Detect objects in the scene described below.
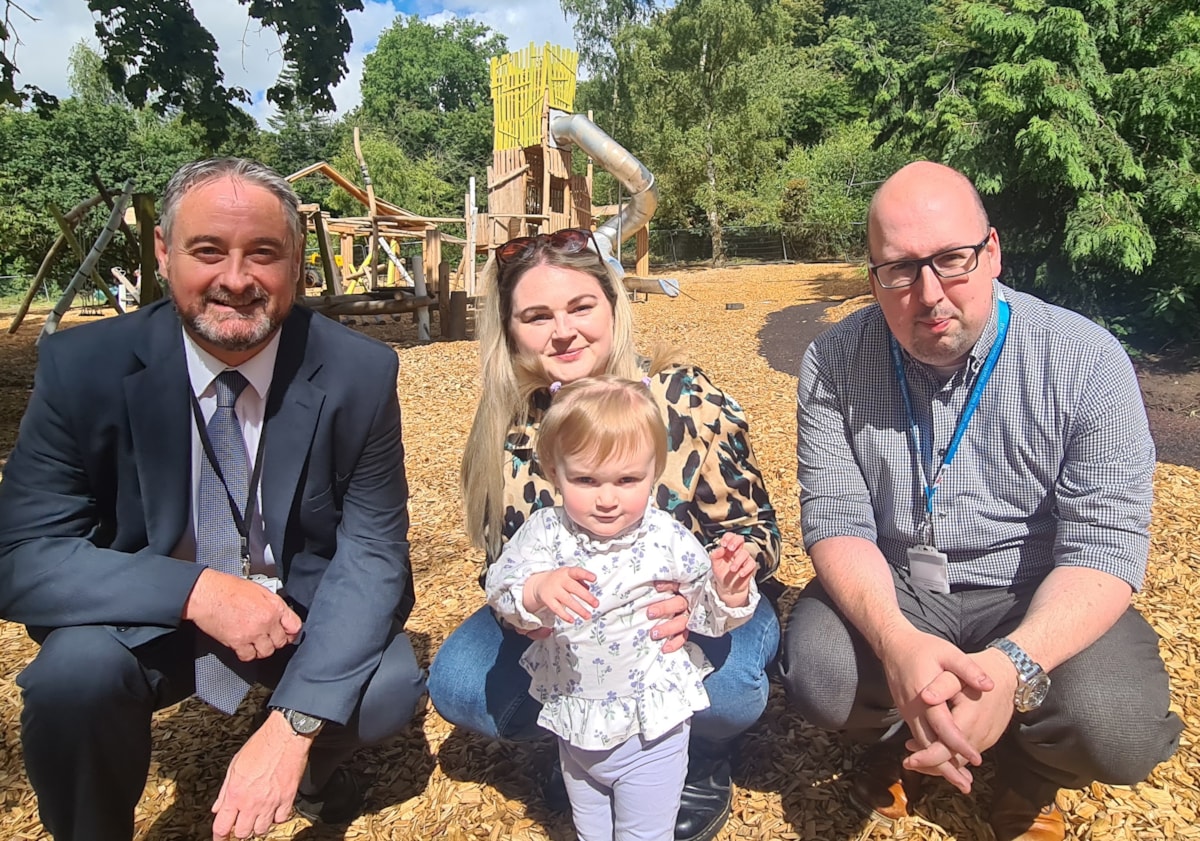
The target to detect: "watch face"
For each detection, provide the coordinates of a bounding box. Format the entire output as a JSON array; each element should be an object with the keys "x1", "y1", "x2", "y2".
[
  {"x1": 287, "y1": 710, "x2": 323, "y2": 734},
  {"x1": 1016, "y1": 673, "x2": 1051, "y2": 712}
]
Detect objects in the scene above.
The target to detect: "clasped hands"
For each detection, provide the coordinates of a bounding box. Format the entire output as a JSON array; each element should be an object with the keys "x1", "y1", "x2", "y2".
[{"x1": 882, "y1": 629, "x2": 1020, "y2": 793}]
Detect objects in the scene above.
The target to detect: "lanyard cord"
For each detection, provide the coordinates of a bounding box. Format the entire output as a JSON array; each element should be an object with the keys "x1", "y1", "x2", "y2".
[
  {"x1": 889, "y1": 298, "x2": 1011, "y2": 544},
  {"x1": 190, "y1": 394, "x2": 267, "y2": 566}
]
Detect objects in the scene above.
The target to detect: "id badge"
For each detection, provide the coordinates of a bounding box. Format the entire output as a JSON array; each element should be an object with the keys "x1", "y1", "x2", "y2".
[{"x1": 907, "y1": 544, "x2": 950, "y2": 594}]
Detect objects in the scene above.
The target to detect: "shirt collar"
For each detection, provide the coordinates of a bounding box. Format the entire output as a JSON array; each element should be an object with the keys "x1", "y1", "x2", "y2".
[
  {"x1": 182, "y1": 327, "x2": 281, "y2": 401},
  {"x1": 963, "y1": 279, "x2": 1004, "y2": 374}
]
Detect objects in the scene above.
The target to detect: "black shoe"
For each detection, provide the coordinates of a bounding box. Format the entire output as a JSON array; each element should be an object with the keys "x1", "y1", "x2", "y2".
[
  {"x1": 674, "y1": 752, "x2": 732, "y2": 841},
  {"x1": 294, "y1": 767, "x2": 363, "y2": 825},
  {"x1": 541, "y1": 757, "x2": 570, "y2": 815}
]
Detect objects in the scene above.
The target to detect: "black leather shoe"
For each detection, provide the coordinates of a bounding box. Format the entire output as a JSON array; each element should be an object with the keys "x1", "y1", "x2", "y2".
[
  {"x1": 674, "y1": 752, "x2": 732, "y2": 841},
  {"x1": 294, "y1": 766, "x2": 363, "y2": 825}
]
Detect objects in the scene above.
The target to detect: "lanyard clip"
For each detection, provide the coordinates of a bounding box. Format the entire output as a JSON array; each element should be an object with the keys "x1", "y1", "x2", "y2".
[{"x1": 240, "y1": 536, "x2": 251, "y2": 578}]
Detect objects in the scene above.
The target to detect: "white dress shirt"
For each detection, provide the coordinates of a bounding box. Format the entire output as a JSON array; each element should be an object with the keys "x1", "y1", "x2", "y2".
[{"x1": 172, "y1": 328, "x2": 280, "y2": 579}]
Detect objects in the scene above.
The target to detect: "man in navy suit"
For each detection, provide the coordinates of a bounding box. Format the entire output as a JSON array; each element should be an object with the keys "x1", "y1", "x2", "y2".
[{"x1": 0, "y1": 158, "x2": 426, "y2": 841}]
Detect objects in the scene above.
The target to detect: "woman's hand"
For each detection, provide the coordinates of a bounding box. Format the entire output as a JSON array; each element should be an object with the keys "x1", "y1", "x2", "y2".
[{"x1": 647, "y1": 583, "x2": 691, "y2": 653}]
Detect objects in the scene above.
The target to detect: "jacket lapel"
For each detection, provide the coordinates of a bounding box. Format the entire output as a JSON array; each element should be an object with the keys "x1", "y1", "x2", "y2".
[
  {"x1": 125, "y1": 302, "x2": 191, "y2": 553},
  {"x1": 262, "y1": 309, "x2": 324, "y2": 568}
]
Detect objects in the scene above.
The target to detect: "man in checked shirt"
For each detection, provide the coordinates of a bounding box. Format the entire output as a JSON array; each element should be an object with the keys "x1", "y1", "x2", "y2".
[{"x1": 779, "y1": 161, "x2": 1181, "y2": 841}]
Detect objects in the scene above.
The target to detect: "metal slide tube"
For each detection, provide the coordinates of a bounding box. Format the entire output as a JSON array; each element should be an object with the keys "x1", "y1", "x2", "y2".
[{"x1": 549, "y1": 114, "x2": 658, "y2": 268}]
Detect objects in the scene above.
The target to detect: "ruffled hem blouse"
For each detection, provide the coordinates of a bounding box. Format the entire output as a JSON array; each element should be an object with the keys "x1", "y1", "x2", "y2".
[{"x1": 486, "y1": 504, "x2": 759, "y2": 749}]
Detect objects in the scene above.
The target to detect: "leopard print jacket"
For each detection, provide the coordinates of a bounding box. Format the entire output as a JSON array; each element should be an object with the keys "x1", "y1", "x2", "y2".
[{"x1": 490, "y1": 363, "x2": 781, "y2": 584}]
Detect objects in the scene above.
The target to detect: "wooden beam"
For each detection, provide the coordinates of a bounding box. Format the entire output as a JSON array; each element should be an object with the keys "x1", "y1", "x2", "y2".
[
  {"x1": 311, "y1": 211, "x2": 342, "y2": 295},
  {"x1": 8, "y1": 233, "x2": 67, "y2": 333},
  {"x1": 488, "y1": 164, "x2": 530, "y2": 191}
]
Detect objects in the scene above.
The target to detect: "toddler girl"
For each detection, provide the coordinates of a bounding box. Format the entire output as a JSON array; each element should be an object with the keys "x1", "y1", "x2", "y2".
[{"x1": 484, "y1": 375, "x2": 759, "y2": 841}]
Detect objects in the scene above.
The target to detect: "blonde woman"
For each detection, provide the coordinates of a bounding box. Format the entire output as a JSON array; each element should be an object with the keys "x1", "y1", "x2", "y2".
[{"x1": 428, "y1": 229, "x2": 780, "y2": 841}]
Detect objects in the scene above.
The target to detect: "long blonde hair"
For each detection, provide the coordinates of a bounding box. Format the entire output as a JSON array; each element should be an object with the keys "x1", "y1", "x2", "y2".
[{"x1": 461, "y1": 241, "x2": 646, "y2": 557}]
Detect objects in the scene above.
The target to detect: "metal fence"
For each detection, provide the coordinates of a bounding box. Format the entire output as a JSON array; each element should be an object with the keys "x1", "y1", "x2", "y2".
[{"x1": 616, "y1": 224, "x2": 868, "y2": 268}]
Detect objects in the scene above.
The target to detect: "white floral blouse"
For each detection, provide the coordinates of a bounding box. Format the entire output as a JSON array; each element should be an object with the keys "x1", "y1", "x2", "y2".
[{"x1": 484, "y1": 503, "x2": 759, "y2": 750}]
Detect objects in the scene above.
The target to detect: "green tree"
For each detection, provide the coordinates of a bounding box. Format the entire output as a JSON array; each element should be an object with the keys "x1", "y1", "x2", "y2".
[
  {"x1": 854, "y1": 0, "x2": 1200, "y2": 344},
  {"x1": 778, "y1": 120, "x2": 914, "y2": 259},
  {"x1": 619, "y1": 0, "x2": 793, "y2": 264},
  {"x1": 326, "y1": 132, "x2": 459, "y2": 220},
  {"x1": 358, "y1": 16, "x2": 505, "y2": 190},
  {"x1": 0, "y1": 0, "x2": 362, "y2": 146}
]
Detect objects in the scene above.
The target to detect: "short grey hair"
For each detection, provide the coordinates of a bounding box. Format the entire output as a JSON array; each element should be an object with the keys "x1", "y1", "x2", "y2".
[{"x1": 159, "y1": 157, "x2": 305, "y2": 249}]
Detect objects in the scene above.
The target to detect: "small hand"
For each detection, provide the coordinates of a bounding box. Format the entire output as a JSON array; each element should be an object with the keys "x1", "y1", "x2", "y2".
[
  {"x1": 184, "y1": 569, "x2": 302, "y2": 662},
  {"x1": 211, "y1": 711, "x2": 311, "y2": 839},
  {"x1": 525, "y1": 567, "x2": 599, "y2": 624},
  {"x1": 709, "y1": 533, "x2": 756, "y2": 607}
]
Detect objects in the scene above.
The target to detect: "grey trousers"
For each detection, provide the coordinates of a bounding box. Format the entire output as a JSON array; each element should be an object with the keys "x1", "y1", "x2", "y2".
[
  {"x1": 17, "y1": 622, "x2": 427, "y2": 841},
  {"x1": 779, "y1": 567, "x2": 1182, "y2": 796},
  {"x1": 559, "y1": 721, "x2": 691, "y2": 841}
]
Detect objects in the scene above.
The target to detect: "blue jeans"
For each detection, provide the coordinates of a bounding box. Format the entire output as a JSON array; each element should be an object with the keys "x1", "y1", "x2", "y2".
[{"x1": 428, "y1": 597, "x2": 780, "y2": 746}]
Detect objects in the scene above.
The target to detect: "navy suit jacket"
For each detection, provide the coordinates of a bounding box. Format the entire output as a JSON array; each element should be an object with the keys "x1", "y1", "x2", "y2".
[{"x1": 0, "y1": 299, "x2": 414, "y2": 724}]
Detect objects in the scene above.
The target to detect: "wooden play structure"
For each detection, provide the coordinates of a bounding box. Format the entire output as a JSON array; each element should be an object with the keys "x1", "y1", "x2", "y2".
[
  {"x1": 10, "y1": 45, "x2": 664, "y2": 343},
  {"x1": 7, "y1": 175, "x2": 162, "y2": 340},
  {"x1": 485, "y1": 44, "x2": 659, "y2": 295}
]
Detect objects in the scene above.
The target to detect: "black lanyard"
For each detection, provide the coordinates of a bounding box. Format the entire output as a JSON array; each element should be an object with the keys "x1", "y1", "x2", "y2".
[{"x1": 190, "y1": 392, "x2": 267, "y2": 576}]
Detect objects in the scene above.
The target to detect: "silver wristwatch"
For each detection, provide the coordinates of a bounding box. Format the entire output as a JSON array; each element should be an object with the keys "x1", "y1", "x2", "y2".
[
  {"x1": 271, "y1": 706, "x2": 325, "y2": 736},
  {"x1": 987, "y1": 637, "x2": 1051, "y2": 713}
]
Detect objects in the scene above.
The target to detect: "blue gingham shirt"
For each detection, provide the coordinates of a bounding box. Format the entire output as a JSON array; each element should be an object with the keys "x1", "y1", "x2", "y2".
[{"x1": 796, "y1": 281, "x2": 1154, "y2": 591}]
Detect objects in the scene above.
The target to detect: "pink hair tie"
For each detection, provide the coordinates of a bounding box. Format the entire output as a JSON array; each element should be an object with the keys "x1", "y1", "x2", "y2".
[
  {"x1": 549, "y1": 381, "x2": 563, "y2": 394},
  {"x1": 641, "y1": 377, "x2": 652, "y2": 388}
]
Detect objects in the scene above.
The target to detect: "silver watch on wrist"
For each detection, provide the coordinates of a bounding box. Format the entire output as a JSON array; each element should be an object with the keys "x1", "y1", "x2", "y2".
[
  {"x1": 270, "y1": 706, "x2": 325, "y2": 736},
  {"x1": 987, "y1": 637, "x2": 1051, "y2": 713}
]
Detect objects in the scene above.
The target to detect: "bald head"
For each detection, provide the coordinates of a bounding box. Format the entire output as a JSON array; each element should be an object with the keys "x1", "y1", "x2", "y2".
[
  {"x1": 864, "y1": 161, "x2": 1001, "y2": 368},
  {"x1": 867, "y1": 162, "x2": 989, "y2": 257}
]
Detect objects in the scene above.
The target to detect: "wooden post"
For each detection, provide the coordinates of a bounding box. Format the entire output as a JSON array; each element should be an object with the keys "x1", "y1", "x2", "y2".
[
  {"x1": 340, "y1": 235, "x2": 355, "y2": 288},
  {"x1": 636, "y1": 226, "x2": 650, "y2": 277},
  {"x1": 448, "y1": 290, "x2": 468, "y2": 340},
  {"x1": 438, "y1": 260, "x2": 450, "y2": 337},
  {"x1": 353, "y1": 127, "x2": 379, "y2": 290},
  {"x1": 132, "y1": 193, "x2": 162, "y2": 303},
  {"x1": 410, "y1": 254, "x2": 430, "y2": 341},
  {"x1": 311, "y1": 211, "x2": 342, "y2": 295},
  {"x1": 466, "y1": 177, "x2": 477, "y2": 296}
]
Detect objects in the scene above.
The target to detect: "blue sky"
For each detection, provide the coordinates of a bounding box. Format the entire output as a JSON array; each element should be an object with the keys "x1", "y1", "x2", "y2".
[{"x1": 8, "y1": 0, "x2": 577, "y2": 125}]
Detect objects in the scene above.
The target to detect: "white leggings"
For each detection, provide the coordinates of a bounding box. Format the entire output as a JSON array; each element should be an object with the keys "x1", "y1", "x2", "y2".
[{"x1": 558, "y1": 721, "x2": 690, "y2": 841}]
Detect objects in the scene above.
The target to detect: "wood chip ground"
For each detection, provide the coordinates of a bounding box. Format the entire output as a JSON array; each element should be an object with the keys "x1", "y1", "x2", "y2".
[{"x1": 1, "y1": 264, "x2": 1196, "y2": 840}]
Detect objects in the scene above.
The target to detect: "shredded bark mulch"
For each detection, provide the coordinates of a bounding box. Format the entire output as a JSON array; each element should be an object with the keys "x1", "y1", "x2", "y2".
[{"x1": 1, "y1": 265, "x2": 1196, "y2": 840}]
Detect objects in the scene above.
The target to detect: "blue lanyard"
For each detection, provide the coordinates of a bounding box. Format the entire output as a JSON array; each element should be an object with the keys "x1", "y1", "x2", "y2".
[{"x1": 889, "y1": 298, "x2": 1010, "y2": 544}]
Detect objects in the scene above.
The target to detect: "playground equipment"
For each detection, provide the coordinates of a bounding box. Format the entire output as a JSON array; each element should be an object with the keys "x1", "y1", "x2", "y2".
[{"x1": 485, "y1": 44, "x2": 659, "y2": 295}]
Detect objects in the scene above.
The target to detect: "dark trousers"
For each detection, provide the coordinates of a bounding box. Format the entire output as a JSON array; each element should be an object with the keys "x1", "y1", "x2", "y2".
[
  {"x1": 779, "y1": 568, "x2": 1182, "y2": 796},
  {"x1": 17, "y1": 623, "x2": 427, "y2": 841}
]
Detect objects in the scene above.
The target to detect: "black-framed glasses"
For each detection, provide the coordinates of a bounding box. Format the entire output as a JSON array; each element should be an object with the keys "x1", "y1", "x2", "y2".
[
  {"x1": 869, "y1": 231, "x2": 992, "y2": 289},
  {"x1": 495, "y1": 228, "x2": 602, "y2": 265}
]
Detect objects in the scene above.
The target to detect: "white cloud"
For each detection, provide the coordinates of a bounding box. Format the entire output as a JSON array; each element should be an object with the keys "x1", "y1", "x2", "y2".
[{"x1": 8, "y1": 0, "x2": 576, "y2": 125}]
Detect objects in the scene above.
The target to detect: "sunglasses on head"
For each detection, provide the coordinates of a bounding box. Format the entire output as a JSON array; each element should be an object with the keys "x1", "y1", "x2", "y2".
[{"x1": 495, "y1": 228, "x2": 602, "y2": 265}]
